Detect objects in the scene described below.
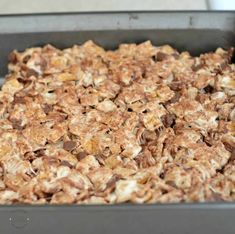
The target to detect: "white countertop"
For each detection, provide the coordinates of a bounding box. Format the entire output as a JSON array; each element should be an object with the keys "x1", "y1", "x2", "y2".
[{"x1": 0, "y1": 0, "x2": 207, "y2": 14}]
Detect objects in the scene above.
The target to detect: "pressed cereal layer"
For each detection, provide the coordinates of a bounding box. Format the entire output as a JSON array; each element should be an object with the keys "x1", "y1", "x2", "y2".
[{"x1": 0, "y1": 41, "x2": 234, "y2": 204}]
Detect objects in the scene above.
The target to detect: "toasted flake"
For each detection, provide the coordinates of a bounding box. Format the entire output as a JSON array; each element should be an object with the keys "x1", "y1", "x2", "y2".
[
  {"x1": 57, "y1": 72, "x2": 77, "y2": 82},
  {"x1": 97, "y1": 100, "x2": 117, "y2": 112},
  {"x1": 2, "y1": 78, "x2": 23, "y2": 95},
  {"x1": 115, "y1": 180, "x2": 138, "y2": 203}
]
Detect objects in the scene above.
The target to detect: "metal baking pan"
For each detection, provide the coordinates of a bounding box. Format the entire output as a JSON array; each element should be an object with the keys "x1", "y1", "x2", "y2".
[{"x1": 0, "y1": 11, "x2": 234, "y2": 234}]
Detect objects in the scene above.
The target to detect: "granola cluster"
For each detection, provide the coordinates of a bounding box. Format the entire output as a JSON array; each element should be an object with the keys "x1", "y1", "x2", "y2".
[{"x1": 0, "y1": 41, "x2": 234, "y2": 204}]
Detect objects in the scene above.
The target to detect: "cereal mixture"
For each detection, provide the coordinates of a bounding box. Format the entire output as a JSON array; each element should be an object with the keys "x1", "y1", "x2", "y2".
[{"x1": 0, "y1": 41, "x2": 234, "y2": 204}]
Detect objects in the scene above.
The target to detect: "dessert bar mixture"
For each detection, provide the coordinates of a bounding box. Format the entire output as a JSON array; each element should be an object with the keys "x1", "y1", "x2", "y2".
[{"x1": 0, "y1": 41, "x2": 234, "y2": 204}]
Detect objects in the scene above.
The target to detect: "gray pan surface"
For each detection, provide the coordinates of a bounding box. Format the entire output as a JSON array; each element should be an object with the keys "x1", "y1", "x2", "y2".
[{"x1": 0, "y1": 11, "x2": 234, "y2": 234}]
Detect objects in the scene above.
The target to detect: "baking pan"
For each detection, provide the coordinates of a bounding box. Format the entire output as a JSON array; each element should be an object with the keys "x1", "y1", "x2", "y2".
[{"x1": 0, "y1": 11, "x2": 234, "y2": 234}]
